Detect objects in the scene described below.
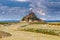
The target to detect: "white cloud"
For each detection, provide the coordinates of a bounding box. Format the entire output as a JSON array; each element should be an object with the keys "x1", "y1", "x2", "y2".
[
  {"x1": 2, "y1": 12, "x2": 5, "y2": 15},
  {"x1": 11, "y1": 0, "x2": 30, "y2": 2},
  {"x1": 36, "y1": 10, "x2": 46, "y2": 16},
  {"x1": 47, "y1": 16, "x2": 51, "y2": 17},
  {"x1": 40, "y1": 18, "x2": 46, "y2": 20},
  {"x1": 0, "y1": 6, "x2": 29, "y2": 20},
  {"x1": 29, "y1": 0, "x2": 47, "y2": 17},
  {"x1": 17, "y1": 0, "x2": 29, "y2": 2}
]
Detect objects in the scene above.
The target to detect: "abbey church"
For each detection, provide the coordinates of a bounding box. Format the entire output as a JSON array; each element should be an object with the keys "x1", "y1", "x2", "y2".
[{"x1": 21, "y1": 10, "x2": 44, "y2": 23}]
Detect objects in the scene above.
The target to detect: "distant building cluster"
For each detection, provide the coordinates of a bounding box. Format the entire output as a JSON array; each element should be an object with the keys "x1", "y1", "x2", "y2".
[{"x1": 21, "y1": 10, "x2": 44, "y2": 23}]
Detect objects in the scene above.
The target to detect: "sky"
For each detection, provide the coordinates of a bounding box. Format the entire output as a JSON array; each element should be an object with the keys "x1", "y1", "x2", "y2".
[{"x1": 0, "y1": 0, "x2": 60, "y2": 21}]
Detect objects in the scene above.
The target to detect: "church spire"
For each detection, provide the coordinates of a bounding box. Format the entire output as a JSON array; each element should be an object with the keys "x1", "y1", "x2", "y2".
[{"x1": 29, "y1": 8, "x2": 33, "y2": 13}]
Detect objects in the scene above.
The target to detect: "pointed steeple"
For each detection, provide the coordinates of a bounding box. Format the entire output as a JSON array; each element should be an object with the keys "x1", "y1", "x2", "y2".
[
  {"x1": 29, "y1": 8, "x2": 35, "y2": 15},
  {"x1": 29, "y1": 8, "x2": 33, "y2": 13}
]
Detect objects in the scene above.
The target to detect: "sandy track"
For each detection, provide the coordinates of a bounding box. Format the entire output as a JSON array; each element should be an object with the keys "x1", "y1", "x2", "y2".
[{"x1": 0, "y1": 23, "x2": 60, "y2": 40}]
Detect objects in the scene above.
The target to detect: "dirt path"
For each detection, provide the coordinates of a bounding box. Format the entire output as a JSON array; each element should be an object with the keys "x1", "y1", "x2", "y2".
[{"x1": 0, "y1": 23, "x2": 60, "y2": 40}]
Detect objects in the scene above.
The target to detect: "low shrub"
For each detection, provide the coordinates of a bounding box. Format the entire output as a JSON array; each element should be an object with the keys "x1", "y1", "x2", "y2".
[
  {"x1": 20, "y1": 28, "x2": 60, "y2": 36},
  {"x1": 29, "y1": 22, "x2": 47, "y2": 24}
]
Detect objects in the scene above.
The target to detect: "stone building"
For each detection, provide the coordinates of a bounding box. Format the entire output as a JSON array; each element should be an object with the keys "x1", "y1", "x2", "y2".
[{"x1": 21, "y1": 10, "x2": 44, "y2": 23}]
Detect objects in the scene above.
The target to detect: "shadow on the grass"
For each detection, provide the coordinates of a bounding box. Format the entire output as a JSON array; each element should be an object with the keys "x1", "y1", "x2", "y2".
[{"x1": 0, "y1": 31, "x2": 12, "y2": 38}]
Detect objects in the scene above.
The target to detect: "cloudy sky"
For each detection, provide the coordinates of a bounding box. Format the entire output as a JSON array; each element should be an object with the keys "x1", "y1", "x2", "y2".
[{"x1": 0, "y1": 0, "x2": 60, "y2": 21}]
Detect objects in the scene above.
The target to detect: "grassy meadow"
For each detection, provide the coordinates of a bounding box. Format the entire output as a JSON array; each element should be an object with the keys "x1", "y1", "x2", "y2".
[
  {"x1": 15, "y1": 22, "x2": 60, "y2": 36},
  {"x1": 0, "y1": 22, "x2": 60, "y2": 40}
]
